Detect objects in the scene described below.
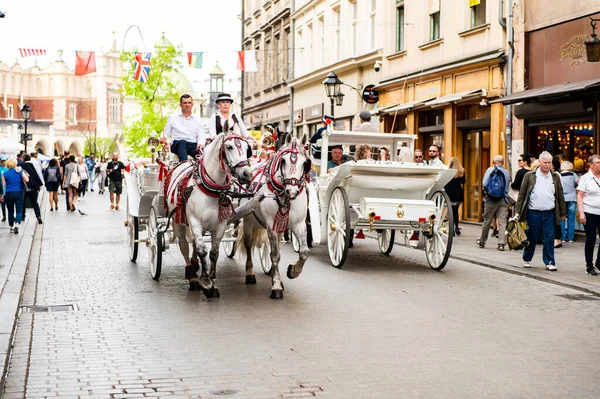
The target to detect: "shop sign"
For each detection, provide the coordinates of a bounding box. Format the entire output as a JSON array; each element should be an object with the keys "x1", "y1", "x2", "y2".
[
  {"x1": 362, "y1": 85, "x2": 379, "y2": 104},
  {"x1": 304, "y1": 103, "x2": 323, "y2": 121},
  {"x1": 560, "y1": 34, "x2": 587, "y2": 66},
  {"x1": 293, "y1": 109, "x2": 303, "y2": 122}
]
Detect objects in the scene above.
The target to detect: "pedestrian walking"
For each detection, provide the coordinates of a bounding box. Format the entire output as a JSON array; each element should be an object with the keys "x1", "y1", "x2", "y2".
[
  {"x1": 77, "y1": 157, "x2": 90, "y2": 200},
  {"x1": 576, "y1": 154, "x2": 600, "y2": 276},
  {"x1": 0, "y1": 156, "x2": 8, "y2": 222},
  {"x1": 43, "y1": 158, "x2": 61, "y2": 211},
  {"x1": 477, "y1": 155, "x2": 511, "y2": 251},
  {"x1": 552, "y1": 156, "x2": 564, "y2": 248},
  {"x1": 515, "y1": 151, "x2": 566, "y2": 271},
  {"x1": 445, "y1": 157, "x2": 466, "y2": 236},
  {"x1": 60, "y1": 151, "x2": 71, "y2": 210},
  {"x1": 22, "y1": 154, "x2": 44, "y2": 224},
  {"x1": 0, "y1": 158, "x2": 29, "y2": 234},
  {"x1": 559, "y1": 161, "x2": 579, "y2": 243},
  {"x1": 96, "y1": 156, "x2": 108, "y2": 194},
  {"x1": 107, "y1": 153, "x2": 125, "y2": 210},
  {"x1": 85, "y1": 153, "x2": 96, "y2": 192},
  {"x1": 62, "y1": 155, "x2": 79, "y2": 212},
  {"x1": 29, "y1": 151, "x2": 44, "y2": 183}
]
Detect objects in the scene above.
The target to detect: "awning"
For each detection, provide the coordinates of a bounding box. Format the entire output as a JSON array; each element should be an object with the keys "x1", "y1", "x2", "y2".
[
  {"x1": 424, "y1": 89, "x2": 485, "y2": 107},
  {"x1": 490, "y1": 78, "x2": 600, "y2": 105},
  {"x1": 382, "y1": 98, "x2": 436, "y2": 114}
]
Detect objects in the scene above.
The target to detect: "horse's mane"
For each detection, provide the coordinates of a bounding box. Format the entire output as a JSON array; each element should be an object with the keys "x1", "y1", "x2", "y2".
[{"x1": 204, "y1": 132, "x2": 227, "y2": 161}]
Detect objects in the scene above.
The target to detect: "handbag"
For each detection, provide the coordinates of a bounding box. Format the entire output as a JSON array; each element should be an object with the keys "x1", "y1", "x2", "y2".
[
  {"x1": 69, "y1": 167, "x2": 81, "y2": 188},
  {"x1": 506, "y1": 216, "x2": 529, "y2": 250}
]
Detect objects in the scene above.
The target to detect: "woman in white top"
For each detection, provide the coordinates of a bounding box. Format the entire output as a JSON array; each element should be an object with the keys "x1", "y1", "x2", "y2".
[
  {"x1": 576, "y1": 154, "x2": 600, "y2": 276},
  {"x1": 96, "y1": 156, "x2": 108, "y2": 194},
  {"x1": 77, "y1": 157, "x2": 90, "y2": 200}
]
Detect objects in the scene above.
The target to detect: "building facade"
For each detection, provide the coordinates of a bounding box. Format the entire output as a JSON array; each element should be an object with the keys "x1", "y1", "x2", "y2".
[
  {"x1": 0, "y1": 45, "x2": 124, "y2": 157},
  {"x1": 242, "y1": 0, "x2": 293, "y2": 133},
  {"x1": 289, "y1": 0, "x2": 383, "y2": 139},
  {"x1": 377, "y1": 0, "x2": 507, "y2": 222}
]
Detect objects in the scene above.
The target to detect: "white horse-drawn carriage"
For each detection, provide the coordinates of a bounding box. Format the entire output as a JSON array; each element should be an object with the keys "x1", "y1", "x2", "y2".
[{"x1": 304, "y1": 126, "x2": 455, "y2": 270}]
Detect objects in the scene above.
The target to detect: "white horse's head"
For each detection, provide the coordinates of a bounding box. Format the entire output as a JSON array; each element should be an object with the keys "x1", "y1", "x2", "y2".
[
  {"x1": 218, "y1": 120, "x2": 253, "y2": 184},
  {"x1": 271, "y1": 134, "x2": 310, "y2": 200}
]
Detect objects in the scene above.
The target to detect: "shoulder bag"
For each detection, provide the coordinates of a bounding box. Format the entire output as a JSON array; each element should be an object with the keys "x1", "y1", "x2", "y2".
[{"x1": 69, "y1": 165, "x2": 81, "y2": 188}]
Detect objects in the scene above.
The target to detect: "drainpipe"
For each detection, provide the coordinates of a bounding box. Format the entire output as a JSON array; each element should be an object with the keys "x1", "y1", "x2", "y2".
[
  {"x1": 498, "y1": 0, "x2": 506, "y2": 29},
  {"x1": 289, "y1": 1, "x2": 296, "y2": 136},
  {"x1": 505, "y1": 0, "x2": 514, "y2": 172}
]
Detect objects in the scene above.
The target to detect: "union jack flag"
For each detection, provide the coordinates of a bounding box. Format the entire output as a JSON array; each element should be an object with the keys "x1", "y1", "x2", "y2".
[{"x1": 134, "y1": 52, "x2": 152, "y2": 83}]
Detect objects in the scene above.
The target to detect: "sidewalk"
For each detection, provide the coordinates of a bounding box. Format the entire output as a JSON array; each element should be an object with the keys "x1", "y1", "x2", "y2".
[
  {"x1": 0, "y1": 196, "x2": 41, "y2": 389},
  {"x1": 451, "y1": 222, "x2": 600, "y2": 296}
]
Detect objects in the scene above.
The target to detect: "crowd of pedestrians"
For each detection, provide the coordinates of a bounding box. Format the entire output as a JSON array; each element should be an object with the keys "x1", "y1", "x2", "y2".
[{"x1": 0, "y1": 150, "x2": 126, "y2": 234}]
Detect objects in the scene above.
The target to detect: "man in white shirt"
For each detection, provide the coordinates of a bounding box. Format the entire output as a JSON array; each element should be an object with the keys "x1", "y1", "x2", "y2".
[
  {"x1": 208, "y1": 93, "x2": 252, "y2": 140},
  {"x1": 352, "y1": 110, "x2": 379, "y2": 133},
  {"x1": 160, "y1": 94, "x2": 206, "y2": 162},
  {"x1": 428, "y1": 145, "x2": 444, "y2": 167}
]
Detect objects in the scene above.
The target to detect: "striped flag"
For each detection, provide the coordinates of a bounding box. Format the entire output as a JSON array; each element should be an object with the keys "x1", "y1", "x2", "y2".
[
  {"x1": 237, "y1": 50, "x2": 258, "y2": 72},
  {"x1": 186, "y1": 52, "x2": 203, "y2": 69},
  {"x1": 19, "y1": 48, "x2": 46, "y2": 57}
]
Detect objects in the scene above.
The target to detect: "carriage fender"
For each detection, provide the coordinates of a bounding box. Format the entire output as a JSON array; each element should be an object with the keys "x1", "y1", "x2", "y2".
[{"x1": 125, "y1": 173, "x2": 141, "y2": 217}]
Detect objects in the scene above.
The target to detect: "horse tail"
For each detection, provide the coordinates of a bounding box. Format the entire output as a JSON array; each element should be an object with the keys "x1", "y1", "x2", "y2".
[
  {"x1": 235, "y1": 222, "x2": 246, "y2": 255},
  {"x1": 235, "y1": 222, "x2": 268, "y2": 256}
]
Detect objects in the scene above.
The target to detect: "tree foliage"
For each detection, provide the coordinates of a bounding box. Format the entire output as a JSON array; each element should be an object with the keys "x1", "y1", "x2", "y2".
[
  {"x1": 85, "y1": 137, "x2": 118, "y2": 157},
  {"x1": 121, "y1": 43, "x2": 182, "y2": 156}
]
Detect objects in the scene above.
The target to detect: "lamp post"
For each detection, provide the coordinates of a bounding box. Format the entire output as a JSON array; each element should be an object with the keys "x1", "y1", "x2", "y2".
[
  {"x1": 322, "y1": 71, "x2": 343, "y2": 117},
  {"x1": 585, "y1": 17, "x2": 600, "y2": 62},
  {"x1": 20, "y1": 103, "x2": 32, "y2": 153}
]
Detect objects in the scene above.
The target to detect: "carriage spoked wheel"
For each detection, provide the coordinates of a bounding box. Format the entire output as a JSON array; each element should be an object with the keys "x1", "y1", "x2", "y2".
[
  {"x1": 148, "y1": 206, "x2": 163, "y2": 281},
  {"x1": 327, "y1": 187, "x2": 351, "y2": 268},
  {"x1": 377, "y1": 229, "x2": 395, "y2": 255},
  {"x1": 258, "y1": 239, "x2": 272, "y2": 275},
  {"x1": 127, "y1": 201, "x2": 139, "y2": 262},
  {"x1": 222, "y1": 227, "x2": 237, "y2": 258},
  {"x1": 424, "y1": 191, "x2": 454, "y2": 271}
]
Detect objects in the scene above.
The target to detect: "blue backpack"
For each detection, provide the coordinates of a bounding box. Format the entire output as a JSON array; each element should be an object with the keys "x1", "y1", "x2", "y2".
[{"x1": 486, "y1": 167, "x2": 505, "y2": 200}]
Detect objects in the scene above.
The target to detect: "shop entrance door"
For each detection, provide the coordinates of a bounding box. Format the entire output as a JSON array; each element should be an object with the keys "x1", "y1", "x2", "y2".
[{"x1": 464, "y1": 131, "x2": 490, "y2": 222}]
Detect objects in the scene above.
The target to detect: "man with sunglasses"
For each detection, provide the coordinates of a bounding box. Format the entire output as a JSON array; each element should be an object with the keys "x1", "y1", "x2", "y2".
[
  {"x1": 428, "y1": 145, "x2": 444, "y2": 167},
  {"x1": 414, "y1": 149, "x2": 426, "y2": 165}
]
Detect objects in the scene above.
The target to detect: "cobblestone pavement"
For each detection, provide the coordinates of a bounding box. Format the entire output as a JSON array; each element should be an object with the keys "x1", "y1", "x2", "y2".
[{"x1": 2, "y1": 191, "x2": 600, "y2": 398}]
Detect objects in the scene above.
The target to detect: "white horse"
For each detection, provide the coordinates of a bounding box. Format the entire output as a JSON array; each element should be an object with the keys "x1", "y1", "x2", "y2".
[
  {"x1": 165, "y1": 129, "x2": 253, "y2": 298},
  {"x1": 237, "y1": 134, "x2": 311, "y2": 299}
]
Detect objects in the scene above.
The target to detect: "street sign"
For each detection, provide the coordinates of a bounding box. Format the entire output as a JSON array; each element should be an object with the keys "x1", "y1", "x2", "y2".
[
  {"x1": 362, "y1": 85, "x2": 379, "y2": 104},
  {"x1": 21, "y1": 133, "x2": 32, "y2": 141}
]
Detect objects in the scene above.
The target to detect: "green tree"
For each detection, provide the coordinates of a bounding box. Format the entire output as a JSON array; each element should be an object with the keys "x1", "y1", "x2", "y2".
[
  {"x1": 121, "y1": 42, "x2": 182, "y2": 156},
  {"x1": 85, "y1": 137, "x2": 118, "y2": 157}
]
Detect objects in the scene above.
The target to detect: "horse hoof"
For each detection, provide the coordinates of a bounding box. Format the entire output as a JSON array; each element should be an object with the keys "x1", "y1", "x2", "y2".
[
  {"x1": 286, "y1": 265, "x2": 297, "y2": 280},
  {"x1": 202, "y1": 286, "x2": 217, "y2": 298},
  {"x1": 270, "y1": 289, "x2": 284, "y2": 300},
  {"x1": 188, "y1": 280, "x2": 201, "y2": 291},
  {"x1": 245, "y1": 275, "x2": 257, "y2": 285}
]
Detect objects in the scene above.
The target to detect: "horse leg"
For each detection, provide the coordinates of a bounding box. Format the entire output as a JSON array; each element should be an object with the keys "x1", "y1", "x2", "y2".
[
  {"x1": 175, "y1": 224, "x2": 199, "y2": 290},
  {"x1": 207, "y1": 227, "x2": 226, "y2": 298},
  {"x1": 187, "y1": 218, "x2": 211, "y2": 295},
  {"x1": 243, "y1": 220, "x2": 256, "y2": 284},
  {"x1": 287, "y1": 222, "x2": 309, "y2": 280},
  {"x1": 267, "y1": 229, "x2": 284, "y2": 299}
]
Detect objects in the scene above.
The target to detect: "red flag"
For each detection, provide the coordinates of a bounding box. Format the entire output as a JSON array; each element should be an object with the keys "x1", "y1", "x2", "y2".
[
  {"x1": 75, "y1": 51, "x2": 96, "y2": 76},
  {"x1": 236, "y1": 50, "x2": 257, "y2": 72}
]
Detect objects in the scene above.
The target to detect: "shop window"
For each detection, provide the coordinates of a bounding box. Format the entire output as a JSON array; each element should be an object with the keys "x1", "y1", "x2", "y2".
[
  {"x1": 396, "y1": 2, "x2": 405, "y2": 52},
  {"x1": 470, "y1": 0, "x2": 486, "y2": 28},
  {"x1": 109, "y1": 95, "x2": 121, "y2": 123},
  {"x1": 419, "y1": 109, "x2": 444, "y2": 128},
  {"x1": 430, "y1": 11, "x2": 441, "y2": 41}
]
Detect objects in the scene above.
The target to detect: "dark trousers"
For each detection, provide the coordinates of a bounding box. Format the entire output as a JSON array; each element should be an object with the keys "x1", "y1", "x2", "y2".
[
  {"x1": 583, "y1": 212, "x2": 600, "y2": 267},
  {"x1": 452, "y1": 204, "x2": 460, "y2": 231},
  {"x1": 65, "y1": 185, "x2": 70, "y2": 209},
  {"x1": 523, "y1": 209, "x2": 556, "y2": 265},
  {"x1": 171, "y1": 140, "x2": 197, "y2": 162},
  {"x1": 25, "y1": 190, "x2": 41, "y2": 218},
  {"x1": 1, "y1": 200, "x2": 5, "y2": 219},
  {"x1": 78, "y1": 179, "x2": 88, "y2": 197},
  {"x1": 5, "y1": 191, "x2": 24, "y2": 226}
]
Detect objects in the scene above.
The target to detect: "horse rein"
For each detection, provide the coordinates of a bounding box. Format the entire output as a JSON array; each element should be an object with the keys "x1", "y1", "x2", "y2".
[{"x1": 220, "y1": 135, "x2": 251, "y2": 172}]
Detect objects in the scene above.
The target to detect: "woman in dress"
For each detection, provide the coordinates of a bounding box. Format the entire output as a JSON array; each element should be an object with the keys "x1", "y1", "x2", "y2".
[
  {"x1": 62, "y1": 155, "x2": 79, "y2": 211},
  {"x1": 96, "y1": 156, "x2": 108, "y2": 194},
  {"x1": 77, "y1": 157, "x2": 90, "y2": 200},
  {"x1": 0, "y1": 158, "x2": 29, "y2": 234},
  {"x1": 43, "y1": 158, "x2": 61, "y2": 211},
  {"x1": 444, "y1": 157, "x2": 466, "y2": 236}
]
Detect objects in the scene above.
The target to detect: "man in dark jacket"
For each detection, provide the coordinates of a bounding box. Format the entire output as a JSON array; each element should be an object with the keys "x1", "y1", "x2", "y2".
[
  {"x1": 22, "y1": 154, "x2": 44, "y2": 224},
  {"x1": 515, "y1": 151, "x2": 566, "y2": 271}
]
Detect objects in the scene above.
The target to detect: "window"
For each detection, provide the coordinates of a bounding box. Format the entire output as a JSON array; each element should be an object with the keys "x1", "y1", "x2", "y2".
[
  {"x1": 254, "y1": 44, "x2": 261, "y2": 92},
  {"x1": 370, "y1": 0, "x2": 377, "y2": 49},
  {"x1": 333, "y1": 7, "x2": 341, "y2": 60},
  {"x1": 7, "y1": 104, "x2": 13, "y2": 119},
  {"x1": 470, "y1": 0, "x2": 486, "y2": 28},
  {"x1": 430, "y1": 11, "x2": 440, "y2": 41},
  {"x1": 265, "y1": 38, "x2": 272, "y2": 86},
  {"x1": 275, "y1": 34, "x2": 281, "y2": 84},
  {"x1": 307, "y1": 22, "x2": 313, "y2": 70},
  {"x1": 69, "y1": 104, "x2": 77, "y2": 125},
  {"x1": 109, "y1": 96, "x2": 121, "y2": 123},
  {"x1": 396, "y1": 3, "x2": 405, "y2": 51},
  {"x1": 318, "y1": 15, "x2": 325, "y2": 65},
  {"x1": 285, "y1": 28, "x2": 291, "y2": 80},
  {"x1": 351, "y1": 1, "x2": 358, "y2": 55}
]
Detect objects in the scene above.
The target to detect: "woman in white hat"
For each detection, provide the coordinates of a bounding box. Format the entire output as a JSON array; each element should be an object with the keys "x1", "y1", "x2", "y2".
[{"x1": 208, "y1": 93, "x2": 252, "y2": 140}]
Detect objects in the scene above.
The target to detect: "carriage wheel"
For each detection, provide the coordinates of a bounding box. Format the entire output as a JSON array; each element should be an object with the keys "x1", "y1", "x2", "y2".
[
  {"x1": 127, "y1": 203, "x2": 139, "y2": 262},
  {"x1": 291, "y1": 231, "x2": 300, "y2": 253},
  {"x1": 222, "y1": 227, "x2": 237, "y2": 258},
  {"x1": 148, "y1": 206, "x2": 163, "y2": 281},
  {"x1": 327, "y1": 187, "x2": 351, "y2": 268},
  {"x1": 377, "y1": 229, "x2": 395, "y2": 255},
  {"x1": 258, "y1": 239, "x2": 272, "y2": 275},
  {"x1": 425, "y1": 191, "x2": 454, "y2": 271}
]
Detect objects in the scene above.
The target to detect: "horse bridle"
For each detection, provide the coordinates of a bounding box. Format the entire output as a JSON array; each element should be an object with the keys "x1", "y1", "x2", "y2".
[
  {"x1": 266, "y1": 140, "x2": 309, "y2": 199},
  {"x1": 219, "y1": 135, "x2": 251, "y2": 172}
]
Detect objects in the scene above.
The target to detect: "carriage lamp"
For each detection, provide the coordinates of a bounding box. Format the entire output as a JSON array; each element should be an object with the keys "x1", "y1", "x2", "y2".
[
  {"x1": 322, "y1": 71, "x2": 343, "y2": 116},
  {"x1": 585, "y1": 17, "x2": 600, "y2": 62}
]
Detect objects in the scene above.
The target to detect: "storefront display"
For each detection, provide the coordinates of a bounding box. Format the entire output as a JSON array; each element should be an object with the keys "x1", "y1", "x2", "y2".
[{"x1": 528, "y1": 123, "x2": 594, "y2": 172}]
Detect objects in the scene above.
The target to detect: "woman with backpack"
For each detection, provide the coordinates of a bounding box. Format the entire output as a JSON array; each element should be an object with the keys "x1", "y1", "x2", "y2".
[
  {"x1": 444, "y1": 157, "x2": 466, "y2": 236},
  {"x1": 43, "y1": 158, "x2": 61, "y2": 211}
]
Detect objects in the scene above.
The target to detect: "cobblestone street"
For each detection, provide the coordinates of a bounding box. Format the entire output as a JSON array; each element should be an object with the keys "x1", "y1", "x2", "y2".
[{"x1": 2, "y1": 191, "x2": 600, "y2": 398}]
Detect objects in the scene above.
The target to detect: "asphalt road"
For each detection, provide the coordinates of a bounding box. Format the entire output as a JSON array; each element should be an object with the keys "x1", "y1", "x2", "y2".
[{"x1": 2, "y1": 191, "x2": 600, "y2": 399}]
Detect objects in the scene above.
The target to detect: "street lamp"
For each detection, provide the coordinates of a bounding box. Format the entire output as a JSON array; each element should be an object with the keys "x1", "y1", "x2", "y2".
[
  {"x1": 20, "y1": 103, "x2": 32, "y2": 153},
  {"x1": 322, "y1": 71, "x2": 343, "y2": 116},
  {"x1": 585, "y1": 17, "x2": 600, "y2": 63}
]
